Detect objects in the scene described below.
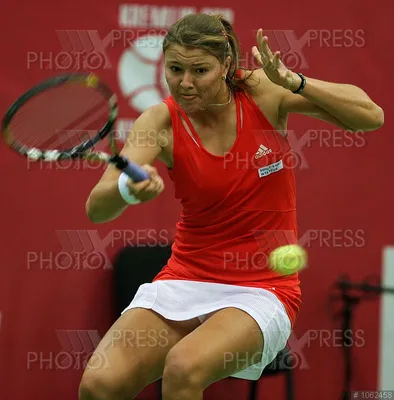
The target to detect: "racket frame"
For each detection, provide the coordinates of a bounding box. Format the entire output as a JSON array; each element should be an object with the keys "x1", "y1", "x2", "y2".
[
  {"x1": 1, "y1": 72, "x2": 150, "y2": 182},
  {"x1": 1, "y1": 72, "x2": 118, "y2": 162}
]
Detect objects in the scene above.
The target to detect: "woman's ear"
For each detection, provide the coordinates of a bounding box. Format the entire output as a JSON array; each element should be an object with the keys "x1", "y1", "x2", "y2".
[{"x1": 224, "y1": 55, "x2": 232, "y2": 76}]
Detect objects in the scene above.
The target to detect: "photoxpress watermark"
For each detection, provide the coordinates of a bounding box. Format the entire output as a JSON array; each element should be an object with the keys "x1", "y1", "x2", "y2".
[
  {"x1": 242, "y1": 29, "x2": 366, "y2": 70},
  {"x1": 27, "y1": 328, "x2": 171, "y2": 371},
  {"x1": 26, "y1": 29, "x2": 168, "y2": 71},
  {"x1": 223, "y1": 328, "x2": 366, "y2": 372},
  {"x1": 26, "y1": 155, "x2": 108, "y2": 172},
  {"x1": 110, "y1": 329, "x2": 170, "y2": 348},
  {"x1": 223, "y1": 129, "x2": 367, "y2": 173},
  {"x1": 27, "y1": 330, "x2": 107, "y2": 371},
  {"x1": 223, "y1": 229, "x2": 365, "y2": 271},
  {"x1": 300, "y1": 229, "x2": 365, "y2": 248},
  {"x1": 25, "y1": 128, "x2": 171, "y2": 171},
  {"x1": 26, "y1": 26, "x2": 366, "y2": 71},
  {"x1": 286, "y1": 328, "x2": 366, "y2": 370},
  {"x1": 27, "y1": 229, "x2": 171, "y2": 271},
  {"x1": 300, "y1": 129, "x2": 367, "y2": 149}
]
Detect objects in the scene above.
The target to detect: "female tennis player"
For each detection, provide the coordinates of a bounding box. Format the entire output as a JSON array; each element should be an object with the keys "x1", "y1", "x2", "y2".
[{"x1": 80, "y1": 13, "x2": 384, "y2": 400}]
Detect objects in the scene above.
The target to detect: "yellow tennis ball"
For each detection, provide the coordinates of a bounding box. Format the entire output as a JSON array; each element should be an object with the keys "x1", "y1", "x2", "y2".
[{"x1": 269, "y1": 244, "x2": 307, "y2": 275}]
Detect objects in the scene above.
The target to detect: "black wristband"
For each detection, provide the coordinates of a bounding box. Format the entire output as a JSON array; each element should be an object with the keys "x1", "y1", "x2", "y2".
[{"x1": 292, "y1": 73, "x2": 306, "y2": 94}]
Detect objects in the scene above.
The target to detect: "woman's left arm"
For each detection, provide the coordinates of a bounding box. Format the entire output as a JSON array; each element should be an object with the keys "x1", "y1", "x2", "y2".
[
  {"x1": 252, "y1": 29, "x2": 384, "y2": 132},
  {"x1": 281, "y1": 76, "x2": 384, "y2": 132}
]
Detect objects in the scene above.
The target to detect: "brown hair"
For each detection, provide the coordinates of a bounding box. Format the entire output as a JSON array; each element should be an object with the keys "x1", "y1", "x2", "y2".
[{"x1": 162, "y1": 13, "x2": 254, "y2": 93}]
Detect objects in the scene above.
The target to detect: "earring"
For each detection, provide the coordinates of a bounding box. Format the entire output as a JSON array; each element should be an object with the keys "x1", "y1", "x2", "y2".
[{"x1": 222, "y1": 76, "x2": 226, "y2": 80}]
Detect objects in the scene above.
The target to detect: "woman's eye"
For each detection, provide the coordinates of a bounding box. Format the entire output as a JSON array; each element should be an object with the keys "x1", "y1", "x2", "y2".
[
  {"x1": 170, "y1": 66, "x2": 181, "y2": 72},
  {"x1": 196, "y1": 68, "x2": 208, "y2": 74}
]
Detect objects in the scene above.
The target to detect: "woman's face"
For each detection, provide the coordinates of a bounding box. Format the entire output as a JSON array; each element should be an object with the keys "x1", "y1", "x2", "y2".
[{"x1": 164, "y1": 45, "x2": 230, "y2": 113}]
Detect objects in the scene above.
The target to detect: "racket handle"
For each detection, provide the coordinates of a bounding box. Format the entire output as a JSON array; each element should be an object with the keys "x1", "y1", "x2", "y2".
[{"x1": 109, "y1": 155, "x2": 150, "y2": 182}]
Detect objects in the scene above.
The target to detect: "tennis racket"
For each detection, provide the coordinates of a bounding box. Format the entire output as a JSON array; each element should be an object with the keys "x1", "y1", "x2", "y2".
[{"x1": 1, "y1": 72, "x2": 150, "y2": 181}]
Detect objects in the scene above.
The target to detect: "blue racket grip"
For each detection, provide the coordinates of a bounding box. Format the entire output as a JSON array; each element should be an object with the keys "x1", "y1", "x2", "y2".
[
  {"x1": 122, "y1": 161, "x2": 150, "y2": 182},
  {"x1": 110, "y1": 155, "x2": 150, "y2": 182}
]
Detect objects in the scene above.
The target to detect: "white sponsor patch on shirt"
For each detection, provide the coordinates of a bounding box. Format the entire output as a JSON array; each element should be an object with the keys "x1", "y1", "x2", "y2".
[{"x1": 258, "y1": 160, "x2": 284, "y2": 178}]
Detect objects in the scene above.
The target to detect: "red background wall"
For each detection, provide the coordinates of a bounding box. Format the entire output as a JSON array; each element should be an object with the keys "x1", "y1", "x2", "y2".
[{"x1": 0, "y1": 0, "x2": 392, "y2": 399}]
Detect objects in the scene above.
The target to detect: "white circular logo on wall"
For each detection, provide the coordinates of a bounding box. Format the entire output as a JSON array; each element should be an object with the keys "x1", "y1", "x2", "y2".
[{"x1": 118, "y1": 34, "x2": 170, "y2": 112}]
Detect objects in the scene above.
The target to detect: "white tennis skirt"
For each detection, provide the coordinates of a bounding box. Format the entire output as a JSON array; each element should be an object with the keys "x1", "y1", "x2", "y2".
[{"x1": 122, "y1": 279, "x2": 292, "y2": 380}]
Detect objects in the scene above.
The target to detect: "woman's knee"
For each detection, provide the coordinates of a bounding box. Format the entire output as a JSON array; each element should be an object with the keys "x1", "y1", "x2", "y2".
[
  {"x1": 79, "y1": 373, "x2": 116, "y2": 400},
  {"x1": 78, "y1": 370, "x2": 142, "y2": 400},
  {"x1": 162, "y1": 347, "x2": 206, "y2": 392}
]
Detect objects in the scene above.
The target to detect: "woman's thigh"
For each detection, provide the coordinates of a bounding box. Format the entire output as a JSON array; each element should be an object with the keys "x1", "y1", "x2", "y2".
[
  {"x1": 80, "y1": 307, "x2": 201, "y2": 397},
  {"x1": 163, "y1": 307, "x2": 266, "y2": 389}
]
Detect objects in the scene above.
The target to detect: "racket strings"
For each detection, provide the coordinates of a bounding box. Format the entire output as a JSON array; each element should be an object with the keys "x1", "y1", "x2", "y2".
[
  {"x1": 40, "y1": 101, "x2": 109, "y2": 149},
  {"x1": 9, "y1": 84, "x2": 110, "y2": 150},
  {"x1": 13, "y1": 94, "x2": 103, "y2": 147},
  {"x1": 11, "y1": 86, "x2": 91, "y2": 142}
]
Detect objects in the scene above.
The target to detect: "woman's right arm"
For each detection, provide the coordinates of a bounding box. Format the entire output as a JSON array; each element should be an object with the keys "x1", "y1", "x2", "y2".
[{"x1": 85, "y1": 103, "x2": 171, "y2": 224}]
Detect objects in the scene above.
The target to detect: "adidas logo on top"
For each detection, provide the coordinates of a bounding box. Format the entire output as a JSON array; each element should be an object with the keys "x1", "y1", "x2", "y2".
[{"x1": 255, "y1": 144, "x2": 272, "y2": 159}]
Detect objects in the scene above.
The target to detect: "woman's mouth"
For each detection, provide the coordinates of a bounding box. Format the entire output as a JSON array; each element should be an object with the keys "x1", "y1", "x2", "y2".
[{"x1": 180, "y1": 94, "x2": 197, "y2": 100}]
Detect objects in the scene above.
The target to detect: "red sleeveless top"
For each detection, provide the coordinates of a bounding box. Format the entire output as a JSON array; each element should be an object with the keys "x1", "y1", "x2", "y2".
[{"x1": 153, "y1": 90, "x2": 302, "y2": 325}]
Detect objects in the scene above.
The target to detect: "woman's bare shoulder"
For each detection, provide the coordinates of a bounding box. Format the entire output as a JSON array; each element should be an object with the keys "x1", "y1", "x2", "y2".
[
  {"x1": 138, "y1": 102, "x2": 172, "y2": 131},
  {"x1": 242, "y1": 69, "x2": 284, "y2": 98},
  {"x1": 240, "y1": 69, "x2": 286, "y2": 129}
]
